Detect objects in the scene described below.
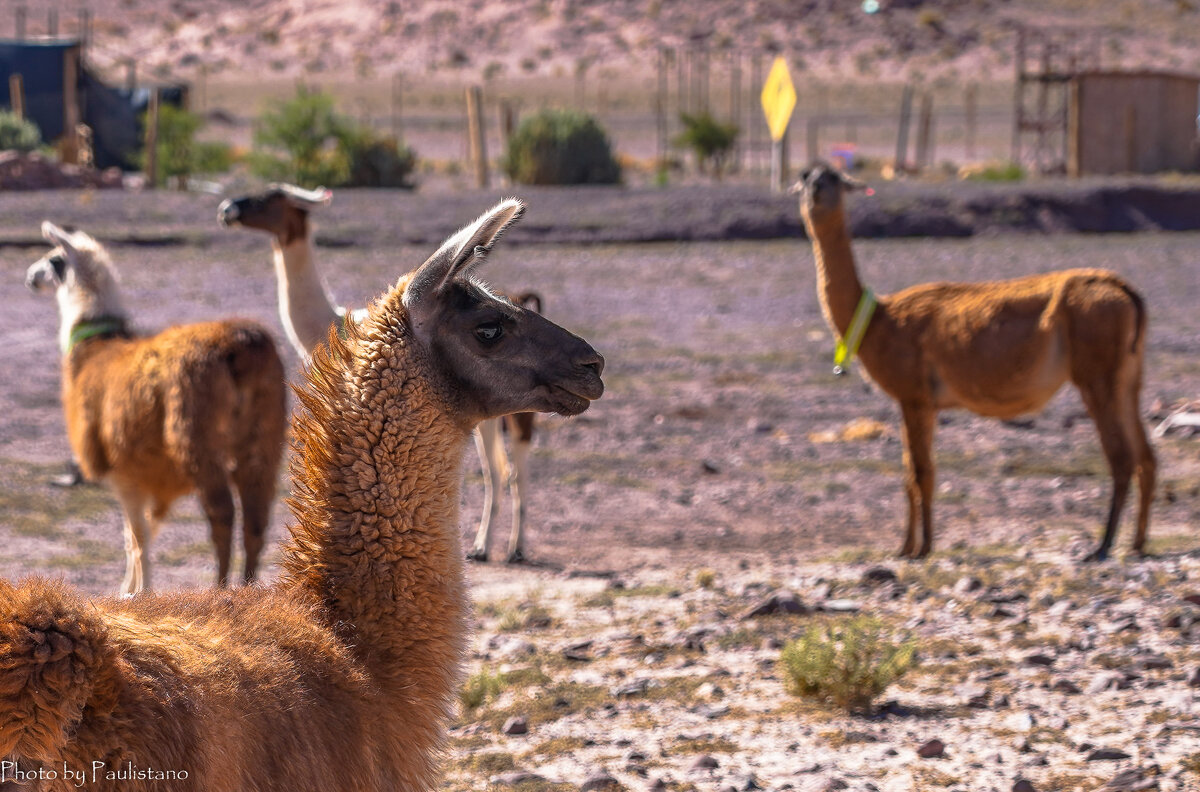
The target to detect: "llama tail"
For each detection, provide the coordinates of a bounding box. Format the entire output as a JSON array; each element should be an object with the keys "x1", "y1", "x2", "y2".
[
  {"x1": 0, "y1": 579, "x2": 113, "y2": 762},
  {"x1": 1117, "y1": 280, "x2": 1147, "y2": 353}
]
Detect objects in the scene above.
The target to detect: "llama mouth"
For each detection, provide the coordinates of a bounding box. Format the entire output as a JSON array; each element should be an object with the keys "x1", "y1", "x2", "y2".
[{"x1": 547, "y1": 386, "x2": 594, "y2": 417}]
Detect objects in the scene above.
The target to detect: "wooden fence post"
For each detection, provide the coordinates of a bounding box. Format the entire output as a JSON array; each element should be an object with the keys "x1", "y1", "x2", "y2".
[
  {"x1": 915, "y1": 91, "x2": 934, "y2": 171},
  {"x1": 9, "y1": 74, "x2": 24, "y2": 119},
  {"x1": 145, "y1": 89, "x2": 160, "y2": 189},
  {"x1": 60, "y1": 46, "x2": 80, "y2": 164},
  {"x1": 894, "y1": 84, "x2": 914, "y2": 173},
  {"x1": 466, "y1": 85, "x2": 489, "y2": 189}
]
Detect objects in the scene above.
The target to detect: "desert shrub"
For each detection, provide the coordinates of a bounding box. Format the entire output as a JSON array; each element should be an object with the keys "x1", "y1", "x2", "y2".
[
  {"x1": 779, "y1": 616, "x2": 917, "y2": 713},
  {"x1": 0, "y1": 110, "x2": 41, "y2": 152},
  {"x1": 138, "y1": 104, "x2": 232, "y2": 185},
  {"x1": 252, "y1": 87, "x2": 416, "y2": 187},
  {"x1": 459, "y1": 669, "x2": 507, "y2": 710},
  {"x1": 341, "y1": 126, "x2": 416, "y2": 188},
  {"x1": 673, "y1": 112, "x2": 738, "y2": 177},
  {"x1": 960, "y1": 161, "x2": 1025, "y2": 182},
  {"x1": 502, "y1": 108, "x2": 620, "y2": 185}
]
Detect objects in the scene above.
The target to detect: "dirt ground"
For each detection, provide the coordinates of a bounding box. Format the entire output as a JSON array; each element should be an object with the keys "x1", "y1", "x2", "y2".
[{"x1": 0, "y1": 189, "x2": 1198, "y2": 791}]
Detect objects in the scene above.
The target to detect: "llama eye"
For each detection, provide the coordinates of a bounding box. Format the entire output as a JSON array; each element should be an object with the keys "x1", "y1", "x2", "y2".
[{"x1": 475, "y1": 322, "x2": 503, "y2": 343}]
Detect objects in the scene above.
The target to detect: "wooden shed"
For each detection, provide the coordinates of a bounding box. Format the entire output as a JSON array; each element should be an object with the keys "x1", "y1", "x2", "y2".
[{"x1": 1068, "y1": 71, "x2": 1200, "y2": 176}]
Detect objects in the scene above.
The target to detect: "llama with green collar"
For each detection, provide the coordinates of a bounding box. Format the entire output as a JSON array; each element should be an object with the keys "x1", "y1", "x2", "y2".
[{"x1": 26, "y1": 222, "x2": 288, "y2": 594}]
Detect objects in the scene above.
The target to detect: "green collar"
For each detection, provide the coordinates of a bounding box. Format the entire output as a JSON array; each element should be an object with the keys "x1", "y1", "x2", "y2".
[
  {"x1": 68, "y1": 317, "x2": 127, "y2": 353},
  {"x1": 833, "y1": 289, "x2": 876, "y2": 376}
]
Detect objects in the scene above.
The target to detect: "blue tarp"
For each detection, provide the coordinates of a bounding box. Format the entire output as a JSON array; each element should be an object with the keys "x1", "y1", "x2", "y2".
[{"x1": 0, "y1": 38, "x2": 186, "y2": 169}]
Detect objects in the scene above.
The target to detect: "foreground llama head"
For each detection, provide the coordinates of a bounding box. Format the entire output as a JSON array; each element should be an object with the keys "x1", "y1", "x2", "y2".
[
  {"x1": 396, "y1": 198, "x2": 604, "y2": 423},
  {"x1": 26, "y1": 222, "x2": 126, "y2": 351},
  {"x1": 789, "y1": 161, "x2": 867, "y2": 220},
  {"x1": 218, "y1": 183, "x2": 331, "y2": 243}
]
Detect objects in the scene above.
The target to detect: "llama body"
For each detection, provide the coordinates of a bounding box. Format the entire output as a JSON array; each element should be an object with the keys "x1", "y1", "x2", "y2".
[
  {"x1": 26, "y1": 224, "x2": 286, "y2": 593},
  {"x1": 219, "y1": 185, "x2": 544, "y2": 563},
  {"x1": 1, "y1": 201, "x2": 604, "y2": 791},
  {"x1": 794, "y1": 163, "x2": 1155, "y2": 560}
]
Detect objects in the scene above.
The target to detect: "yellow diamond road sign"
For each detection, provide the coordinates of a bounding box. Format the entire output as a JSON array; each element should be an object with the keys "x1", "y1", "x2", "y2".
[{"x1": 761, "y1": 56, "x2": 796, "y2": 142}]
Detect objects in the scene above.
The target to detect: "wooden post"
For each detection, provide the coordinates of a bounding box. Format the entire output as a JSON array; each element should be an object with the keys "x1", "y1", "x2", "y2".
[
  {"x1": 15, "y1": 6, "x2": 25, "y2": 40},
  {"x1": 656, "y1": 48, "x2": 668, "y2": 171},
  {"x1": 9, "y1": 74, "x2": 24, "y2": 119},
  {"x1": 60, "y1": 47, "x2": 80, "y2": 164},
  {"x1": 894, "y1": 84, "x2": 914, "y2": 173},
  {"x1": 145, "y1": 89, "x2": 160, "y2": 189},
  {"x1": 965, "y1": 82, "x2": 977, "y2": 161},
  {"x1": 771, "y1": 125, "x2": 790, "y2": 194},
  {"x1": 499, "y1": 99, "x2": 517, "y2": 153},
  {"x1": 914, "y1": 91, "x2": 933, "y2": 171},
  {"x1": 391, "y1": 72, "x2": 403, "y2": 139},
  {"x1": 465, "y1": 85, "x2": 489, "y2": 189},
  {"x1": 749, "y1": 52, "x2": 762, "y2": 172},
  {"x1": 677, "y1": 47, "x2": 687, "y2": 116},
  {"x1": 729, "y1": 50, "x2": 741, "y2": 172}
]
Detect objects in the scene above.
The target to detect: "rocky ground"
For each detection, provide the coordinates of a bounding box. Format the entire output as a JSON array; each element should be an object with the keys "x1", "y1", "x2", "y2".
[{"x1": 0, "y1": 188, "x2": 1197, "y2": 791}]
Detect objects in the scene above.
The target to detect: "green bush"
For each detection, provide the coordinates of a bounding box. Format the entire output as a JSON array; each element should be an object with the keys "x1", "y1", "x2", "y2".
[
  {"x1": 138, "y1": 104, "x2": 232, "y2": 185},
  {"x1": 502, "y1": 108, "x2": 620, "y2": 185},
  {"x1": 673, "y1": 112, "x2": 738, "y2": 177},
  {"x1": 0, "y1": 111, "x2": 41, "y2": 152},
  {"x1": 779, "y1": 616, "x2": 917, "y2": 713},
  {"x1": 252, "y1": 87, "x2": 416, "y2": 187}
]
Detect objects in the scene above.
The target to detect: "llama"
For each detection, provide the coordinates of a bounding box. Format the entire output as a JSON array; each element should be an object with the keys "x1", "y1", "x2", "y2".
[
  {"x1": 25, "y1": 223, "x2": 287, "y2": 593},
  {"x1": 0, "y1": 199, "x2": 604, "y2": 791},
  {"x1": 218, "y1": 184, "x2": 545, "y2": 563},
  {"x1": 792, "y1": 162, "x2": 1155, "y2": 561}
]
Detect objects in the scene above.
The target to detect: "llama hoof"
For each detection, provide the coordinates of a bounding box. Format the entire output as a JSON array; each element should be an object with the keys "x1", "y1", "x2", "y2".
[
  {"x1": 505, "y1": 549, "x2": 527, "y2": 565},
  {"x1": 1082, "y1": 547, "x2": 1110, "y2": 563},
  {"x1": 466, "y1": 548, "x2": 488, "y2": 563},
  {"x1": 49, "y1": 466, "x2": 85, "y2": 488}
]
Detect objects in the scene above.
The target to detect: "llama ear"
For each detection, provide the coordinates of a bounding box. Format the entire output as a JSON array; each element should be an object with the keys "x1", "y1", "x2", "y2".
[
  {"x1": 837, "y1": 172, "x2": 867, "y2": 191},
  {"x1": 404, "y1": 198, "x2": 525, "y2": 305},
  {"x1": 42, "y1": 221, "x2": 77, "y2": 253},
  {"x1": 274, "y1": 183, "x2": 333, "y2": 209}
]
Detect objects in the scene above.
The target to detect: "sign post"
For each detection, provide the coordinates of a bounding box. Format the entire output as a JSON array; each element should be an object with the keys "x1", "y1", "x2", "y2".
[{"x1": 761, "y1": 56, "x2": 796, "y2": 193}]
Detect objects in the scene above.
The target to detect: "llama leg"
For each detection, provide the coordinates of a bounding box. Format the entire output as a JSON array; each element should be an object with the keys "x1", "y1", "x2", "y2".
[
  {"x1": 468, "y1": 420, "x2": 505, "y2": 562},
  {"x1": 1078, "y1": 385, "x2": 1134, "y2": 562},
  {"x1": 899, "y1": 403, "x2": 936, "y2": 559},
  {"x1": 197, "y1": 475, "x2": 237, "y2": 587},
  {"x1": 505, "y1": 414, "x2": 534, "y2": 564},
  {"x1": 233, "y1": 463, "x2": 276, "y2": 584},
  {"x1": 1123, "y1": 386, "x2": 1156, "y2": 555},
  {"x1": 114, "y1": 486, "x2": 150, "y2": 595}
]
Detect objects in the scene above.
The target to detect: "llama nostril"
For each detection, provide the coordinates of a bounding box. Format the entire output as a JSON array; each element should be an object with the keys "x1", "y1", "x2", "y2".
[{"x1": 581, "y1": 353, "x2": 604, "y2": 378}]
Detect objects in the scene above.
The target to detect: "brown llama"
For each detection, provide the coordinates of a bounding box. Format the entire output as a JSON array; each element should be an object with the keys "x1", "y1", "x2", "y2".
[
  {"x1": 0, "y1": 199, "x2": 604, "y2": 791},
  {"x1": 792, "y1": 162, "x2": 1155, "y2": 561},
  {"x1": 218, "y1": 184, "x2": 548, "y2": 563},
  {"x1": 25, "y1": 223, "x2": 287, "y2": 593}
]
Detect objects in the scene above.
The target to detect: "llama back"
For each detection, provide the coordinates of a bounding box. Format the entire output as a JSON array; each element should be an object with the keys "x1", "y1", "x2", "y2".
[{"x1": 152, "y1": 320, "x2": 287, "y2": 479}]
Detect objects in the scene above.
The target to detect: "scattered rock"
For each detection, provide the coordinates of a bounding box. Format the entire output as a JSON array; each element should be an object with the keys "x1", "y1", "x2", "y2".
[
  {"x1": 1023, "y1": 653, "x2": 1056, "y2": 667},
  {"x1": 954, "y1": 575, "x2": 984, "y2": 595},
  {"x1": 861, "y1": 566, "x2": 898, "y2": 585},
  {"x1": 1088, "y1": 671, "x2": 1133, "y2": 693},
  {"x1": 647, "y1": 779, "x2": 668, "y2": 792},
  {"x1": 728, "y1": 773, "x2": 762, "y2": 790},
  {"x1": 580, "y1": 769, "x2": 620, "y2": 790},
  {"x1": 820, "y1": 598, "x2": 863, "y2": 613},
  {"x1": 1012, "y1": 780, "x2": 1037, "y2": 792},
  {"x1": 740, "y1": 589, "x2": 807, "y2": 619},
  {"x1": 489, "y1": 634, "x2": 536, "y2": 660},
  {"x1": 500, "y1": 716, "x2": 528, "y2": 736},
  {"x1": 1101, "y1": 767, "x2": 1159, "y2": 790},
  {"x1": 701, "y1": 459, "x2": 721, "y2": 474},
  {"x1": 561, "y1": 639, "x2": 593, "y2": 661},
  {"x1": 916, "y1": 738, "x2": 945, "y2": 758},
  {"x1": 1137, "y1": 654, "x2": 1173, "y2": 671},
  {"x1": 1188, "y1": 667, "x2": 1200, "y2": 688},
  {"x1": 1086, "y1": 747, "x2": 1132, "y2": 761},
  {"x1": 690, "y1": 754, "x2": 720, "y2": 771},
  {"x1": 612, "y1": 678, "x2": 657, "y2": 698},
  {"x1": 1051, "y1": 678, "x2": 1081, "y2": 695},
  {"x1": 490, "y1": 771, "x2": 544, "y2": 786}
]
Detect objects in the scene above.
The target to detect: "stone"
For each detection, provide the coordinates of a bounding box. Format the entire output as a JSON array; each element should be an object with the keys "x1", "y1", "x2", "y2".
[
  {"x1": 1137, "y1": 655, "x2": 1173, "y2": 671},
  {"x1": 1088, "y1": 672, "x2": 1132, "y2": 694},
  {"x1": 1188, "y1": 667, "x2": 1200, "y2": 688},
  {"x1": 740, "y1": 590, "x2": 808, "y2": 619},
  {"x1": 1101, "y1": 767, "x2": 1160, "y2": 790},
  {"x1": 690, "y1": 754, "x2": 720, "y2": 771},
  {"x1": 1012, "y1": 780, "x2": 1037, "y2": 792},
  {"x1": 1051, "y1": 678, "x2": 1081, "y2": 695},
  {"x1": 580, "y1": 769, "x2": 620, "y2": 790},
  {"x1": 862, "y1": 566, "x2": 898, "y2": 585},
  {"x1": 1087, "y1": 747, "x2": 1132, "y2": 761},
  {"x1": 954, "y1": 575, "x2": 985, "y2": 595},
  {"x1": 820, "y1": 598, "x2": 862, "y2": 613},
  {"x1": 1024, "y1": 653, "x2": 1056, "y2": 667},
  {"x1": 561, "y1": 640, "x2": 593, "y2": 661},
  {"x1": 490, "y1": 771, "x2": 544, "y2": 786},
  {"x1": 917, "y1": 738, "x2": 946, "y2": 758},
  {"x1": 501, "y1": 716, "x2": 528, "y2": 735}
]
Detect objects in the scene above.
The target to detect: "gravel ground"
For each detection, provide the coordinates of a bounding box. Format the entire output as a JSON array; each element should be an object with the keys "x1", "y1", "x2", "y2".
[{"x1": 0, "y1": 188, "x2": 1197, "y2": 791}]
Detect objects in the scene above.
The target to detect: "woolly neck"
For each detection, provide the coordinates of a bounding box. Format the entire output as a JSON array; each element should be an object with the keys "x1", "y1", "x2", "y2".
[
  {"x1": 279, "y1": 286, "x2": 469, "y2": 704},
  {"x1": 804, "y1": 208, "x2": 869, "y2": 339},
  {"x1": 271, "y1": 235, "x2": 342, "y2": 357},
  {"x1": 66, "y1": 316, "x2": 129, "y2": 353}
]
